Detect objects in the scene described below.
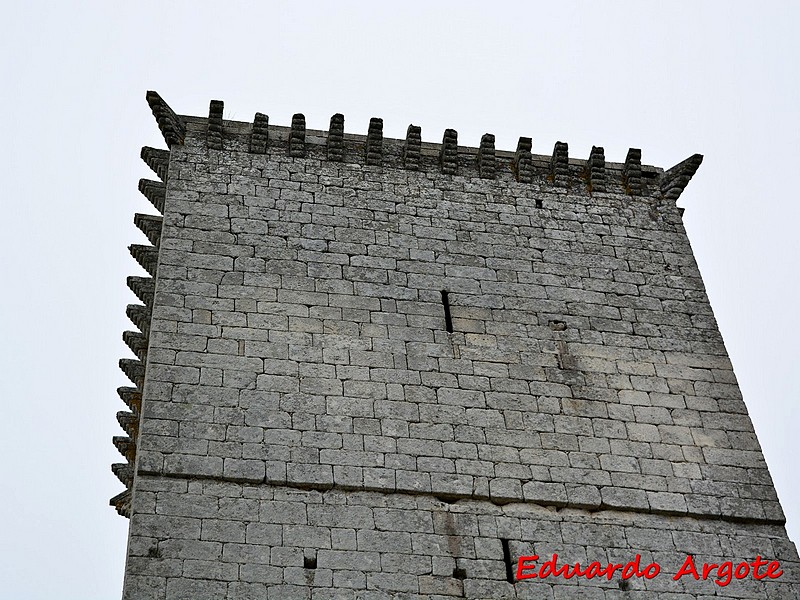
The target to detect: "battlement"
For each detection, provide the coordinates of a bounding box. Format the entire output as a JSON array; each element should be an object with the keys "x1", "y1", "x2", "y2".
[{"x1": 147, "y1": 91, "x2": 702, "y2": 201}]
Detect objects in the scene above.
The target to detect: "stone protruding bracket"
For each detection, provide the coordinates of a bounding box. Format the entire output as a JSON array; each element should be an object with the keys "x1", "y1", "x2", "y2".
[
  {"x1": 289, "y1": 113, "x2": 306, "y2": 158},
  {"x1": 623, "y1": 148, "x2": 643, "y2": 196},
  {"x1": 119, "y1": 358, "x2": 145, "y2": 388},
  {"x1": 403, "y1": 125, "x2": 422, "y2": 170},
  {"x1": 440, "y1": 129, "x2": 458, "y2": 175},
  {"x1": 126, "y1": 304, "x2": 152, "y2": 337},
  {"x1": 110, "y1": 489, "x2": 131, "y2": 518},
  {"x1": 138, "y1": 179, "x2": 165, "y2": 214},
  {"x1": 365, "y1": 118, "x2": 383, "y2": 166},
  {"x1": 586, "y1": 146, "x2": 606, "y2": 193},
  {"x1": 146, "y1": 91, "x2": 185, "y2": 148},
  {"x1": 249, "y1": 112, "x2": 269, "y2": 154},
  {"x1": 327, "y1": 114, "x2": 345, "y2": 161},
  {"x1": 129, "y1": 245, "x2": 158, "y2": 277},
  {"x1": 549, "y1": 141, "x2": 569, "y2": 185},
  {"x1": 112, "y1": 463, "x2": 133, "y2": 488},
  {"x1": 134, "y1": 214, "x2": 163, "y2": 247},
  {"x1": 207, "y1": 100, "x2": 224, "y2": 150},
  {"x1": 118, "y1": 387, "x2": 142, "y2": 412},
  {"x1": 478, "y1": 133, "x2": 496, "y2": 179},
  {"x1": 661, "y1": 153, "x2": 703, "y2": 201},
  {"x1": 113, "y1": 435, "x2": 136, "y2": 462},
  {"x1": 116, "y1": 411, "x2": 139, "y2": 439},
  {"x1": 514, "y1": 137, "x2": 534, "y2": 183},
  {"x1": 123, "y1": 330, "x2": 148, "y2": 361},
  {"x1": 140, "y1": 147, "x2": 169, "y2": 181},
  {"x1": 127, "y1": 276, "x2": 154, "y2": 308}
]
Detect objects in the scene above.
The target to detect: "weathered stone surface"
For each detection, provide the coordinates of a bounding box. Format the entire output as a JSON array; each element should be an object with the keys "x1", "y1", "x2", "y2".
[
  {"x1": 326, "y1": 114, "x2": 344, "y2": 161},
  {"x1": 624, "y1": 147, "x2": 643, "y2": 196},
  {"x1": 440, "y1": 129, "x2": 458, "y2": 175},
  {"x1": 207, "y1": 100, "x2": 224, "y2": 150},
  {"x1": 249, "y1": 112, "x2": 269, "y2": 155},
  {"x1": 289, "y1": 113, "x2": 306, "y2": 158}
]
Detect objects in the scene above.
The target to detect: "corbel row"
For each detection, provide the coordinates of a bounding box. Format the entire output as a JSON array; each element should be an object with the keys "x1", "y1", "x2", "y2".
[
  {"x1": 477, "y1": 134, "x2": 496, "y2": 179},
  {"x1": 191, "y1": 97, "x2": 569, "y2": 182},
  {"x1": 137, "y1": 179, "x2": 165, "y2": 213},
  {"x1": 111, "y1": 144, "x2": 166, "y2": 518},
  {"x1": 250, "y1": 112, "x2": 269, "y2": 154},
  {"x1": 514, "y1": 138, "x2": 534, "y2": 183},
  {"x1": 549, "y1": 142, "x2": 570, "y2": 186},
  {"x1": 403, "y1": 125, "x2": 422, "y2": 170},
  {"x1": 326, "y1": 114, "x2": 345, "y2": 161},
  {"x1": 145, "y1": 92, "x2": 702, "y2": 206},
  {"x1": 207, "y1": 100, "x2": 224, "y2": 150},
  {"x1": 236, "y1": 104, "x2": 650, "y2": 194}
]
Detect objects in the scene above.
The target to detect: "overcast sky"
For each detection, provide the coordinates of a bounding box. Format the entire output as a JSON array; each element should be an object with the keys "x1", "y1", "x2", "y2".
[{"x1": 2, "y1": 2, "x2": 798, "y2": 598}]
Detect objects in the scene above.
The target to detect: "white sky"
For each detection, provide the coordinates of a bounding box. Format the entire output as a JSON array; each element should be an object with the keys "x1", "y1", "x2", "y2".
[{"x1": 2, "y1": 2, "x2": 798, "y2": 598}]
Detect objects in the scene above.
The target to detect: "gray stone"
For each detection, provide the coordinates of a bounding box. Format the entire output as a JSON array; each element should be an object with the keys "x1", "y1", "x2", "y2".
[{"x1": 114, "y1": 94, "x2": 798, "y2": 600}]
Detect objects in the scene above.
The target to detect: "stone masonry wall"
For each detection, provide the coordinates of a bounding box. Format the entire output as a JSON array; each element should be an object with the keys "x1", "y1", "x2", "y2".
[
  {"x1": 125, "y1": 475, "x2": 800, "y2": 599},
  {"x1": 117, "y1": 95, "x2": 799, "y2": 598}
]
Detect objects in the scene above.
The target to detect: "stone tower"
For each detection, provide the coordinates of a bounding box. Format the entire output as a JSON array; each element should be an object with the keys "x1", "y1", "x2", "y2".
[{"x1": 112, "y1": 91, "x2": 799, "y2": 599}]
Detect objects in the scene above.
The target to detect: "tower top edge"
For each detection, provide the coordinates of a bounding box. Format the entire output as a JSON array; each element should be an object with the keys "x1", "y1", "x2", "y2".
[
  {"x1": 145, "y1": 91, "x2": 702, "y2": 199},
  {"x1": 178, "y1": 114, "x2": 669, "y2": 174}
]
